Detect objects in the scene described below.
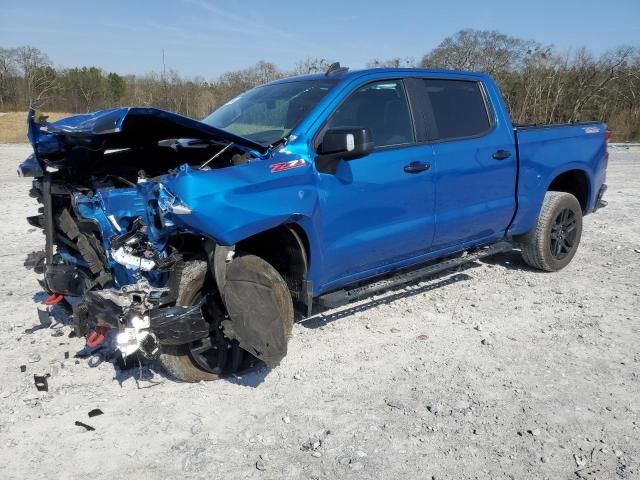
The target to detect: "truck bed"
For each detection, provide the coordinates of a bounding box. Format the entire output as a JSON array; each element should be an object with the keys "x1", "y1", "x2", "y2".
[{"x1": 508, "y1": 121, "x2": 608, "y2": 236}]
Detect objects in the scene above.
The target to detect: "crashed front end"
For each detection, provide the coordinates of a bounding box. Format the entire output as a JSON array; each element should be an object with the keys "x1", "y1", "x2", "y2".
[
  {"x1": 28, "y1": 168, "x2": 202, "y2": 359},
  {"x1": 19, "y1": 108, "x2": 286, "y2": 371}
]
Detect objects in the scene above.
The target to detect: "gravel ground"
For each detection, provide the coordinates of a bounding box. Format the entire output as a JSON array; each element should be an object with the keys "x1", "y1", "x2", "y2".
[{"x1": 0, "y1": 144, "x2": 638, "y2": 480}]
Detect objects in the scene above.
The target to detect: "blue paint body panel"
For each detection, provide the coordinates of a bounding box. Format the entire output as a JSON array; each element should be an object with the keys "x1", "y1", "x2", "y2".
[
  {"x1": 21, "y1": 68, "x2": 608, "y2": 299},
  {"x1": 508, "y1": 124, "x2": 607, "y2": 234}
]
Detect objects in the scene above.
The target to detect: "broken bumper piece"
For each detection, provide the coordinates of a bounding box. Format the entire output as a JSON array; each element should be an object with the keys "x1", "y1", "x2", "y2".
[
  {"x1": 44, "y1": 264, "x2": 91, "y2": 296},
  {"x1": 116, "y1": 315, "x2": 156, "y2": 357},
  {"x1": 115, "y1": 306, "x2": 209, "y2": 358},
  {"x1": 148, "y1": 305, "x2": 209, "y2": 346},
  {"x1": 73, "y1": 280, "x2": 208, "y2": 359}
]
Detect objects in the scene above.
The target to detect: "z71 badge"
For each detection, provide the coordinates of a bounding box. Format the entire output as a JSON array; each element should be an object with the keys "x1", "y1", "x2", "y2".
[{"x1": 270, "y1": 159, "x2": 305, "y2": 173}]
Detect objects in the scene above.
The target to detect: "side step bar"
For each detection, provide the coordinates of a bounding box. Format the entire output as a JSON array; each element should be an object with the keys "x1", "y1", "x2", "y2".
[{"x1": 317, "y1": 241, "x2": 512, "y2": 308}]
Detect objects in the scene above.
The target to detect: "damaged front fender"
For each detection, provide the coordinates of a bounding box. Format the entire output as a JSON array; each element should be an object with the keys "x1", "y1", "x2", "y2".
[{"x1": 158, "y1": 155, "x2": 318, "y2": 246}]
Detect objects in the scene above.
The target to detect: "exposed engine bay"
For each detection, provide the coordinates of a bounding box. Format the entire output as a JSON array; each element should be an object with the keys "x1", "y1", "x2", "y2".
[{"x1": 20, "y1": 108, "x2": 297, "y2": 380}]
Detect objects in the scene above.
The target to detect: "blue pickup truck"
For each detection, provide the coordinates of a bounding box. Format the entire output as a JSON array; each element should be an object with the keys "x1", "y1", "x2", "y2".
[{"x1": 19, "y1": 65, "x2": 608, "y2": 381}]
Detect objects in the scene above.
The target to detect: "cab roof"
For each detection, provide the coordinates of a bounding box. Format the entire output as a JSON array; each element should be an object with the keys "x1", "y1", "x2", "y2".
[{"x1": 266, "y1": 67, "x2": 490, "y2": 86}]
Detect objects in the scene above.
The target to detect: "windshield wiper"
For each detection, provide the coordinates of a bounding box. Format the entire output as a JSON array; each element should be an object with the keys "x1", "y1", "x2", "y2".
[{"x1": 268, "y1": 135, "x2": 290, "y2": 153}]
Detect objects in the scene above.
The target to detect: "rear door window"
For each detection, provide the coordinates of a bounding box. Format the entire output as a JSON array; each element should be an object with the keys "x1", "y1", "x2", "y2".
[
  {"x1": 326, "y1": 79, "x2": 415, "y2": 148},
  {"x1": 422, "y1": 79, "x2": 492, "y2": 141}
]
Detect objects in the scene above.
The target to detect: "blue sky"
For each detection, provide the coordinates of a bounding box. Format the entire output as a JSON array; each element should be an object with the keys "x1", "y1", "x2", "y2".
[{"x1": 1, "y1": 0, "x2": 638, "y2": 78}]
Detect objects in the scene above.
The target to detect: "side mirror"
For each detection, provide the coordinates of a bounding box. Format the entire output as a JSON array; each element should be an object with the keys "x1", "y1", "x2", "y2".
[{"x1": 318, "y1": 127, "x2": 374, "y2": 159}]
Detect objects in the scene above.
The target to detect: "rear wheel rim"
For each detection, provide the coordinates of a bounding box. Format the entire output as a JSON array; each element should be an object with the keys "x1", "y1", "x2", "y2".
[{"x1": 550, "y1": 207, "x2": 577, "y2": 260}]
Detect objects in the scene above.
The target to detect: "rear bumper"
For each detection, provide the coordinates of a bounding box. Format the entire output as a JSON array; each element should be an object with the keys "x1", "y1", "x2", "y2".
[{"x1": 593, "y1": 184, "x2": 608, "y2": 212}]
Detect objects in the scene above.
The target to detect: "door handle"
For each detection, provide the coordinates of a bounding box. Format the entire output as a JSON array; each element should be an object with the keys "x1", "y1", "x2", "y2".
[
  {"x1": 492, "y1": 150, "x2": 512, "y2": 160},
  {"x1": 404, "y1": 161, "x2": 431, "y2": 173}
]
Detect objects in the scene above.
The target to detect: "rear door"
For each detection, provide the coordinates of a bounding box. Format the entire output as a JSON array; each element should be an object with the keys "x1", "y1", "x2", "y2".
[
  {"x1": 313, "y1": 78, "x2": 436, "y2": 288},
  {"x1": 417, "y1": 78, "x2": 517, "y2": 249}
]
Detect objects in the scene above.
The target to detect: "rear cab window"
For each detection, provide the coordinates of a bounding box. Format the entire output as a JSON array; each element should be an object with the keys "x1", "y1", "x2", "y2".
[{"x1": 421, "y1": 79, "x2": 493, "y2": 142}]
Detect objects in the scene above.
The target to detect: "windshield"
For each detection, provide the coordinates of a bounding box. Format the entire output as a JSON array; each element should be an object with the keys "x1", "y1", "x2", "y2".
[{"x1": 202, "y1": 79, "x2": 338, "y2": 146}]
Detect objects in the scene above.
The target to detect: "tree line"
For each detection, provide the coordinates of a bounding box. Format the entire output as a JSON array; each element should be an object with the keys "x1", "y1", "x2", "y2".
[{"x1": 1, "y1": 29, "x2": 638, "y2": 140}]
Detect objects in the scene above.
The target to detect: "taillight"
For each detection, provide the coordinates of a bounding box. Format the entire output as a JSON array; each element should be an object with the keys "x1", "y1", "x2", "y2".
[{"x1": 605, "y1": 130, "x2": 612, "y2": 143}]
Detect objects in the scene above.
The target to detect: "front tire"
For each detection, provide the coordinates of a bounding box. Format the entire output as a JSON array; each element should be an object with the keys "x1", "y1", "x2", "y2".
[
  {"x1": 158, "y1": 255, "x2": 293, "y2": 382},
  {"x1": 158, "y1": 259, "x2": 224, "y2": 382},
  {"x1": 518, "y1": 191, "x2": 583, "y2": 272}
]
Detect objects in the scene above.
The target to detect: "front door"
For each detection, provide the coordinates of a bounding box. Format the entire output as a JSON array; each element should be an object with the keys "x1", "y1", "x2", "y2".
[{"x1": 313, "y1": 79, "x2": 436, "y2": 289}]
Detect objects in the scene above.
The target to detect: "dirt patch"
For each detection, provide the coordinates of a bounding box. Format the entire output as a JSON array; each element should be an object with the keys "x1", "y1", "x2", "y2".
[
  {"x1": 0, "y1": 112, "x2": 72, "y2": 143},
  {"x1": 0, "y1": 144, "x2": 638, "y2": 479}
]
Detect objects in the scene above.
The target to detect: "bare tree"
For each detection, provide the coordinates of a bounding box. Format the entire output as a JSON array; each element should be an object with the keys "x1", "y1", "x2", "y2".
[
  {"x1": 421, "y1": 29, "x2": 546, "y2": 74},
  {"x1": 13, "y1": 46, "x2": 58, "y2": 108},
  {"x1": 366, "y1": 57, "x2": 415, "y2": 68},
  {"x1": 0, "y1": 48, "x2": 19, "y2": 109},
  {"x1": 569, "y1": 46, "x2": 635, "y2": 121},
  {"x1": 293, "y1": 57, "x2": 334, "y2": 75},
  {"x1": 1, "y1": 40, "x2": 638, "y2": 141}
]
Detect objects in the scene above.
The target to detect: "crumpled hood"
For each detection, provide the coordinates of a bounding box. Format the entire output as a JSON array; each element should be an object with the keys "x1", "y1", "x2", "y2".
[{"x1": 27, "y1": 107, "x2": 268, "y2": 167}]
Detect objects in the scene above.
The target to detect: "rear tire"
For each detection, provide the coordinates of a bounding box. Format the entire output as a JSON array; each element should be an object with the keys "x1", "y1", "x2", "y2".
[{"x1": 518, "y1": 191, "x2": 583, "y2": 272}]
